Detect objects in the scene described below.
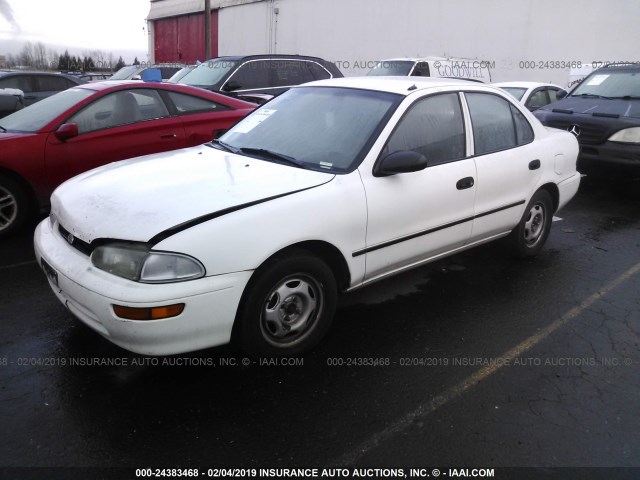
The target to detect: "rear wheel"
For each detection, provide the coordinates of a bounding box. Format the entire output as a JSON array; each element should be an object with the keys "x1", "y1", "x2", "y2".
[
  {"x1": 508, "y1": 189, "x2": 553, "y2": 258},
  {"x1": 0, "y1": 174, "x2": 29, "y2": 238},
  {"x1": 235, "y1": 251, "x2": 337, "y2": 357}
]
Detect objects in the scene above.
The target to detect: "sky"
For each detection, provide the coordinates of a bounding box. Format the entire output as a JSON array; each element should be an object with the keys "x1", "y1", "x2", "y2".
[{"x1": 0, "y1": 0, "x2": 149, "y2": 62}]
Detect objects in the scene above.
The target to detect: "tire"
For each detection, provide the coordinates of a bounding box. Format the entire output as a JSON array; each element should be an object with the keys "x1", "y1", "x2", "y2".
[
  {"x1": 508, "y1": 189, "x2": 553, "y2": 258},
  {"x1": 0, "y1": 174, "x2": 29, "y2": 239},
  {"x1": 235, "y1": 251, "x2": 338, "y2": 357}
]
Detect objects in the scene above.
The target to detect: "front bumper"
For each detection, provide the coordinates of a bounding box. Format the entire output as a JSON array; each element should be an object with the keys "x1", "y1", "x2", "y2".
[
  {"x1": 34, "y1": 218, "x2": 253, "y2": 355},
  {"x1": 578, "y1": 141, "x2": 640, "y2": 170}
]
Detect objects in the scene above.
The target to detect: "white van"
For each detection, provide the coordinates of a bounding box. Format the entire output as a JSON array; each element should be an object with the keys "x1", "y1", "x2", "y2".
[
  {"x1": 566, "y1": 64, "x2": 594, "y2": 90},
  {"x1": 367, "y1": 56, "x2": 492, "y2": 82}
]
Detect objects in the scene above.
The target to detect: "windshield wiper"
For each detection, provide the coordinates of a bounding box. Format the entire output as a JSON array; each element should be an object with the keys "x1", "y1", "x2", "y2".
[
  {"x1": 0, "y1": 125, "x2": 6, "y2": 132},
  {"x1": 208, "y1": 139, "x2": 239, "y2": 153},
  {"x1": 609, "y1": 95, "x2": 640, "y2": 100},
  {"x1": 571, "y1": 93, "x2": 613, "y2": 100},
  {"x1": 239, "y1": 147, "x2": 307, "y2": 169}
]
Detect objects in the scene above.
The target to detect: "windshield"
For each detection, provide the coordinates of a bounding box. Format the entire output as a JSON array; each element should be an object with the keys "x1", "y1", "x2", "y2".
[
  {"x1": 179, "y1": 59, "x2": 239, "y2": 87},
  {"x1": 217, "y1": 86, "x2": 401, "y2": 173},
  {"x1": 0, "y1": 87, "x2": 95, "y2": 132},
  {"x1": 500, "y1": 87, "x2": 527, "y2": 101},
  {"x1": 109, "y1": 66, "x2": 140, "y2": 80},
  {"x1": 367, "y1": 61, "x2": 415, "y2": 76},
  {"x1": 571, "y1": 70, "x2": 640, "y2": 98}
]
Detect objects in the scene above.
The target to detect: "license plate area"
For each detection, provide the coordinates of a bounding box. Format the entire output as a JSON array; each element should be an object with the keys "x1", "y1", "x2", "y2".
[{"x1": 41, "y1": 257, "x2": 58, "y2": 286}]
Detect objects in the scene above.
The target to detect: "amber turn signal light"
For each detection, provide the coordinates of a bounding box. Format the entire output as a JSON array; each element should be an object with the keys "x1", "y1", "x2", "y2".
[{"x1": 113, "y1": 304, "x2": 185, "y2": 320}]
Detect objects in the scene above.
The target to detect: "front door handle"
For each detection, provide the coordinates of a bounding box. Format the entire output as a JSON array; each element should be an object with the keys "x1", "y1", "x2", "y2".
[
  {"x1": 160, "y1": 133, "x2": 177, "y2": 139},
  {"x1": 529, "y1": 159, "x2": 541, "y2": 170},
  {"x1": 456, "y1": 177, "x2": 475, "y2": 190}
]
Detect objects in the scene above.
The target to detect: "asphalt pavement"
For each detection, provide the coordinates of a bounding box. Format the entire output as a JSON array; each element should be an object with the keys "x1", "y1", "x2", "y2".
[{"x1": 0, "y1": 177, "x2": 639, "y2": 480}]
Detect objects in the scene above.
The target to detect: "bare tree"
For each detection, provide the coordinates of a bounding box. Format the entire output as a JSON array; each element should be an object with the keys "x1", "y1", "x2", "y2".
[
  {"x1": 34, "y1": 42, "x2": 48, "y2": 69},
  {"x1": 19, "y1": 42, "x2": 34, "y2": 68}
]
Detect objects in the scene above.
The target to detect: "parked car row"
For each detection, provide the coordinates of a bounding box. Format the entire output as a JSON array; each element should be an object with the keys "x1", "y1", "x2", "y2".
[
  {"x1": 0, "y1": 81, "x2": 256, "y2": 236},
  {"x1": 6, "y1": 50, "x2": 638, "y2": 358}
]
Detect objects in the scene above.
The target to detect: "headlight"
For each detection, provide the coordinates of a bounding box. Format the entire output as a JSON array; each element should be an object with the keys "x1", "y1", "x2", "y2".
[
  {"x1": 609, "y1": 127, "x2": 640, "y2": 143},
  {"x1": 91, "y1": 243, "x2": 205, "y2": 283}
]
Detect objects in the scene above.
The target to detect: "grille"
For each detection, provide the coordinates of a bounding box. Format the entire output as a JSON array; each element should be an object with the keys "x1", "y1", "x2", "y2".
[
  {"x1": 546, "y1": 120, "x2": 609, "y2": 145},
  {"x1": 58, "y1": 224, "x2": 94, "y2": 256}
]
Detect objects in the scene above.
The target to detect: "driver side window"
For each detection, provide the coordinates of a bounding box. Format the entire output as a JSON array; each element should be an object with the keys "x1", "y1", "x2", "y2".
[
  {"x1": 68, "y1": 89, "x2": 169, "y2": 134},
  {"x1": 384, "y1": 93, "x2": 466, "y2": 166}
]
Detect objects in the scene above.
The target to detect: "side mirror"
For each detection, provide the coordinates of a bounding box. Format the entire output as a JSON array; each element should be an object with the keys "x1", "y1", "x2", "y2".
[
  {"x1": 54, "y1": 123, "x2": 79, "y2": 142},
  {"x1": 556, "y1": 89, "x2": 568, "y2": 100},
  {"x1": 213, "y1": 129, "x2": 227, "y2": 140},
  {"x1": 374, "y1": 150, "x2": 428, "y2": 177},
  {"x1": 222, "y1": 80, "x2": 242, "y2": 92},
  {"x1": 131, "y1": 75, "x2": 142, "y2": 81}
]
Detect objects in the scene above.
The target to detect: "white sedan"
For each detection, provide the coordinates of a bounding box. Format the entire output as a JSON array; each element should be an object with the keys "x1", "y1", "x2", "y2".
[
  {"x1": 493, "y1": 81, "x2": 565, "y2": 111},
  {"x1": 34, "y1": 77, "x2": 580, "y2": 357}
]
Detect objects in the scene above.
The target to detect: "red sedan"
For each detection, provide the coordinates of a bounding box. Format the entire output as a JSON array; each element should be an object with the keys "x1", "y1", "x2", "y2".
[{"x1": 0, "y1": 81, "x2": 256, "y2": 237}]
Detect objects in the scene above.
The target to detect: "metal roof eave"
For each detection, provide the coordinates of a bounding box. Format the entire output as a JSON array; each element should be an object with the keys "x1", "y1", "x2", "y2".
[{"x1": 147, "y1": 0, "x2": 266, "y2": 20}]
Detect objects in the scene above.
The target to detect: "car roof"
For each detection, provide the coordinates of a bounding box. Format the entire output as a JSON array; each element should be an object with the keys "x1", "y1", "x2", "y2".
[
  {"x1": 493, "y1": 81, "x2": 562, "y2": 89},
  {"x1": 302, "y1": 76, "x2": 492, "y2": 95},
  {"x1": 69, "y1": 80, "x2": 257, "y2": 107},
  {"x1": 202, "y1": 54, "x2": 333, "y2": 63}
]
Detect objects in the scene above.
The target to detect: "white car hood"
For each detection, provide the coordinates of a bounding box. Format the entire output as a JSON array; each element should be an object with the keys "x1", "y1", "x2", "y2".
[{"x1": 51, "y1": 144, "x2": 334, "y2": 244}]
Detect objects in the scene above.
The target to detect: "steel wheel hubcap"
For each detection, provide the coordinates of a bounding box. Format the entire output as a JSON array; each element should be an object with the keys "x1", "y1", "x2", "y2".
[
  {"x1": 524, "y1": 203, "x2": 545, "y2": 246},
  {"x1": 0, "y1": 186, "x2": 17, "y2": 232},
  {"x1": 261, "y1": 275, "x2": 322, "y2": 345}
]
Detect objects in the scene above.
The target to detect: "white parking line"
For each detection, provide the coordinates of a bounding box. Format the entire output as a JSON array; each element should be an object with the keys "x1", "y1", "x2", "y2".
[
  {"x1": 0, "y1": 260, "x2": 37, "y2": 271},
  {"x1": 336, "y1": 260, "x2": 640, "y2": 466}
]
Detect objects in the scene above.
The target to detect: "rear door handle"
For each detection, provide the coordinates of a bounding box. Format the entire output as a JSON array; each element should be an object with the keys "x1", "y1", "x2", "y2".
[
  {"x1": 160, "y1": 133, "x2": 177, "y2": 139},
  {"x1": 529, "y1": 159, "x2": 541, "y2": 170},
  {"x1": 456, "y1": 177, "x2": 475, "y2": 190}
]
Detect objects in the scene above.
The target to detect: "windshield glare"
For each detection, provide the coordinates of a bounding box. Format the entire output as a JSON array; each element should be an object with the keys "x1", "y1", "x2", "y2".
[
  {"x1": 0, "y1": 88, "x2": 95, "y2": 132},
  {"x1": 367, "y1": 61, "x2": 415, "y2": 76},
  {"x1": 179, "y1": 59, "x2": 239, "y2": 87},
  {"x1": 219, "y1": 86, "x2": 401, "y2": 173},
  {"x1": 571, "y1": 70, "x2": 640, "y2": 97},
  {"x1": 109, "y1": 66, "x2": 140, "y2": 80}
]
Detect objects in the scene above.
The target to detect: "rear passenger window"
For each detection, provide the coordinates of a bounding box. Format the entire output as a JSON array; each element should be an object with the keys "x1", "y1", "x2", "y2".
[
  {"x1": 0, "y1": 75, "x2": 33, "y2": 92},
  {"x1": 227, "y1": 61, "x2": 271, "y2": 90},
  {"x1": 166, "y1": 91, "x2": 229, "y2": 114},
  {"x1": 384, "y1": 92, "x2": 466, "y2": 166},
  {"x1": 511, "y1": 104, "x2": 534, "y2": 144},
  {"x1": 466, "y1": 93, "x2": 534, "y2": 155},
  {"x1": 307, "y1": 62, "x2": 332, "y2": 80},
  {"x1": 272, "y1": 61, "x2": 315, "y2": 87},
  {"x1": 36, "y1": 76, "x2": 73, "y2": 92},
  {"x1": 466, "y1": 93, "x2": 517, "y2": 155}
]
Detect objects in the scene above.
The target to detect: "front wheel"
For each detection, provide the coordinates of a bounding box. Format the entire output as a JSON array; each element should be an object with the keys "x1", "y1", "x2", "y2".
[
  {"x1": 235, "y1": 251, "x2": 337, "y2": 357},
  {"x1": 508, "y1": 190, "x2": 553, "y2": 258}
]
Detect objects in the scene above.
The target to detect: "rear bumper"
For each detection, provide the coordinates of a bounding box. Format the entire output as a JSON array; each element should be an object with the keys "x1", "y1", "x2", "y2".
[{"x1": 556, "y1": 172, "x2": 581, "y2": 212}]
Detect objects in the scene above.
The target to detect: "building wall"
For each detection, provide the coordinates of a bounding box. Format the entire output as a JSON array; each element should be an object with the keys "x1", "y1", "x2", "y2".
[
  {"x1": 152, "y1": 11, "x2": 219, "y2": 63},
  {"x1": 215, "y1": 0, "x2": 640, "y2": 84}
]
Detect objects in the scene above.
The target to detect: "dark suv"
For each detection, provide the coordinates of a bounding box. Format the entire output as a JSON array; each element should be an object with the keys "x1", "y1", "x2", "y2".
[
  {"x1": 178, "y1": 54, "x2": 343, "y2": 98},
  {"x1": 534, "y1": 64, "x2": 640, "y2": 174},
  {"x1": 0, "y1": 71, "x2": 84, "y2": 117}
]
